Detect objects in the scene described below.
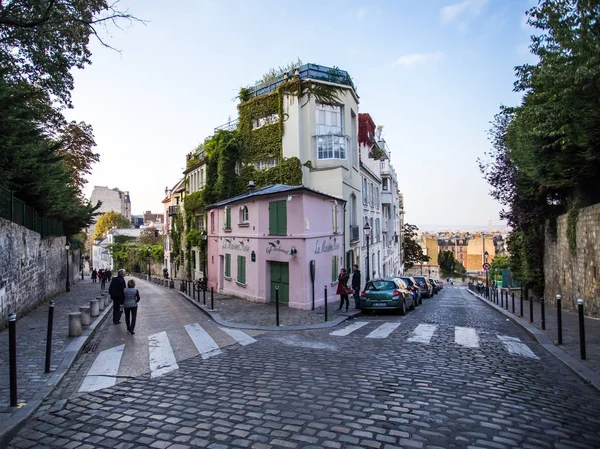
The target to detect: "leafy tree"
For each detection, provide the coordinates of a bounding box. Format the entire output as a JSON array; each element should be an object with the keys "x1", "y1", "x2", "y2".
[
  {"x1": 139, "y1": 228, "x2": 162, "y2": 246},
  {"x1": 93, "y1": 211, "x2": 130, "y2": 240},
  {"x1": 402, "y1": 223, "x2": 429, "y2": 271}
]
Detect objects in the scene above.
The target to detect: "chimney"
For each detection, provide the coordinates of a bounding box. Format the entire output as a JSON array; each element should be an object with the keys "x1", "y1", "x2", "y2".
[{"x1": 248, "y1": 180, "x2": 256, "y2": 193}]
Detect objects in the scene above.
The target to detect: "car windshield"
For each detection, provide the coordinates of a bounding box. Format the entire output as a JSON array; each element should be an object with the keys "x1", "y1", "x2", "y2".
[
  {"x1": 414, "y1": 277, "x2": 427, "y2": 283},
  {"x1": 366, "y1": 281, "x2": 396, "y2": 291},
  {"x1": 401, "y1": 278, "x2": 414, "y2": 286}
]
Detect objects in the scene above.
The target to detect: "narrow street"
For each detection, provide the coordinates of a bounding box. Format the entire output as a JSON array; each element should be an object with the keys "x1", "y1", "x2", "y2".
[{"x1": 8, "y1": 285, "x2": 600, "y2": 448}]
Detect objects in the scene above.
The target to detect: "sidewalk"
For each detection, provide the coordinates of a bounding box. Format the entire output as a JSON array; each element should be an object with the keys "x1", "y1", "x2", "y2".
[
  {"x1": 468, "y1": 288, "x2": 600, "y2": 391},
  {"x1": 0, "y1": 277, "x2": 113, "y2": 448}
]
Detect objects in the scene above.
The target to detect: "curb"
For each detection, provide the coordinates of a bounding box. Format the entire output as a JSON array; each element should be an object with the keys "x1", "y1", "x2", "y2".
[
  {"x1": 0, "y1": 302, "x2": 113, "y2": 449},
  {"x1": 467, "y1": 289, "x2": 600, "y2": 392},
  {"x1": 176, "y1": 291, "x2": 361, "y2": 331}
]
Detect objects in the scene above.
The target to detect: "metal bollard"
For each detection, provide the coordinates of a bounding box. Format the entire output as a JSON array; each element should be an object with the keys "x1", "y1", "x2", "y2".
[
  {"x1": 45, "y1": 301, "x2": 55, "y2": 373},
  {"x1": 80, "y1": 306, "x2": 91, "y2": 326},
  {"x1": 512, "y1": 292, "x2": 515, "y2": 313},
  {"x1": 529, "y1": 295, "x2": 534, "y2": 323},
  {"x1": 192, "y1": 282, "x2": 195, "y2": 301},
  {"x1": 69, "y1": 312, "x2": 82, "y2": 337},
  {"x1": 541, "y1": 296, "x2": 546, "y2": 330},
  {"x1": 500, "y1": 290, "x2": 503, "y2": 308},
  {"x1": 275, "y1": 286, "x2": 280, "y2": 326},
  {"x1": 324, "y1": 285, "x2": 328, "y2": 322},
  {"x1": 520, "y1": 290, "x2": 524, "y2": 317},
  {"x1": 9, "y1": 313, "x2": 17, "y2": 406},
  {"x1": 203, "y1": 285, "x2": 206, "y2": 306},
  {"x1": 577, "y1": 299, "x2": 586, "y2": 360},
  {"x1": 90, "y1": 299, "x2": 99, "y2": 317},
  {"x1": 210, "y1": 287, "x2": 214, "y2": 310},
  {"x1": 556, "y1": 294, "x2": 563, "y2": 345},
  {"x1": 97, "y1": 295, "x2": 105, "y2": 311}
]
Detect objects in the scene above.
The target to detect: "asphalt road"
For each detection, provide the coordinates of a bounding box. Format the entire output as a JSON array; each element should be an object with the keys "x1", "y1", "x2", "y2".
[{"x1": 7, "y1": 286, "x2": 600, "y2": 448}]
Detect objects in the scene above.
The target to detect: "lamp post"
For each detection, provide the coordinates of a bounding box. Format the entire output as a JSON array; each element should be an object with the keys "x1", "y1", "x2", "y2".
[
  {"x1": 201, "y1": 230, "x2": 208, "y2": 284},
  {"x1": 484, "y1": 251, "x2": 489, "y2": 296},
  {"x1": 364, "y1": 223, "x2": 371, "y2": 283},
  {"x1": 65, "y1": 243, "x2": 71, "y2": 292},
  {"x1": 147, "y1": 246, "x2": 152, "y2": 278}
]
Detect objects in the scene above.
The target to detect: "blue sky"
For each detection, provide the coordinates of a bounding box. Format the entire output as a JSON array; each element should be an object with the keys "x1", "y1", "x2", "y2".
[{"x1": 66, "y1": 0, "x2": 536, "y2": 229}]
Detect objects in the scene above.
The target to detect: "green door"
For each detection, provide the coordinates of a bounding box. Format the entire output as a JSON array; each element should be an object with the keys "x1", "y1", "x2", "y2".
[{"x1": 270, "y1": 262, "x2": 289, "y2": 305}]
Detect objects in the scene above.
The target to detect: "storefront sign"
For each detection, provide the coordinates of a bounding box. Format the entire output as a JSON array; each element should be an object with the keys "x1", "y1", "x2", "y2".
[
  {"x1": 222, "y1": 240, "x2": 250, "y2": 252},
  {"x1": 313, "y1": 239, "x2": 340, "y2": 255},
  {"x1": 266, "y1": 243, "x2": 290, "y2": 255}
]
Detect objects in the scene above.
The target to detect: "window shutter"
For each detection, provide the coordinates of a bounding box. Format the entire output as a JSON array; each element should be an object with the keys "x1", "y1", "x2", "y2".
[
  {"x1": 240, "y1": 257, "x2": 246, "y2": 283},
  {"x1": 277, "y1": 200, "x2": 287, "y2": 235},
  {"x1": 225, "y1": 254, "x2": 231, "y2": 277},
  {"x1": 226, "y1": 208, "x2": 231, "y2": 229},
  {"x1": 331, "y1": 256, "x2": 337, "y2": 282},
  {"x1": 269, "y1": 201, "x2": 276, "y2": 235}
]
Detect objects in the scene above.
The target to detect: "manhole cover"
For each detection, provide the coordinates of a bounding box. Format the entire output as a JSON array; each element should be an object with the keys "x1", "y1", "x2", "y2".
[{"x1": 82, "y1": 342, "x2": 98, "y2": 354}]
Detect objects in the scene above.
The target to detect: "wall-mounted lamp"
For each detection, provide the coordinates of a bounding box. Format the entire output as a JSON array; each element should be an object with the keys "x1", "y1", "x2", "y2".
[
  {"x1": 247, "y1": 238, "x2": 250, "y2": 243},
  {"x1": 225, "y1": 238, "x2": 231, "y2": 243},
  {"x1": 287, "y1": 195, "x2": 299, "y2": 202},
  {"x1": 251, "y1": 251, "x2": 256, "y2": 262},
  {"x1": 290, "y1": 246, "x2": 298, "y2": 256}
]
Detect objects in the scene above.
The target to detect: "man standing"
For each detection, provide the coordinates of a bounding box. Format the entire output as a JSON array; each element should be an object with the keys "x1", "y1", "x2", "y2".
[
  {"x1": 352, "y1": 264, "x2": 361, "y2": 310},
  {"x1": 109, "y1": 268, "x2": 126, "y2": 325}
]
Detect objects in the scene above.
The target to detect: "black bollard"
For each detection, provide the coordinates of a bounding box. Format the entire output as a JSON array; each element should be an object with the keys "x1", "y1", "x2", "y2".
[
  {"x1": 203, "y1": 285, "x2": 206, "y2": 306},
  {"x1": 324, "y1": 285, "x2": 328, "y2": 322},
  {"x1": 500, "y1": 290, "x2": 503, "y2": 308},
  {"x1": 44, "y1": 300, "x2": 55, "y2": 373},
  {"x1": 9, "y1": 313, "x2": 17, "y2": 407},
  {"x1": 520, "y1": 289, "x2": 524, "y2": 317},
  {"x1": 193, "y1": 282, "x2": 196, "y2": 301},
  {"x1": 512, "y1": 292, "x2": 515, "y2": 314},
  {"x1": 577, "y1": 299, "x2": 586, "y2": 360},
  {"x1": 529, "y1": 295, "x2": 534, "y2": 323},
  {"x1": 556, "y1": 294, "x2": 563, "y2": 345},
  {"x1": 275, "y1": 286, "x2": 280, "y2": 327},
  {"x1": 541, "y1": 296, "x2": 546, "y2": 330},
  {"x1": 210, "y1": 287, "x2": 214, "y2": 310}
]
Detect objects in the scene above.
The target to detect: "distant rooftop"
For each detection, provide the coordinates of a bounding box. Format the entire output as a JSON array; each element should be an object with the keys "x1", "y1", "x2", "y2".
[{"x1": 244, "y1": 63, "x2": 356, "y2": 100}]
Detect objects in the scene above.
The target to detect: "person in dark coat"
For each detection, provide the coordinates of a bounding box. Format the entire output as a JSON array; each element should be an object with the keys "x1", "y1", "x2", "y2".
[
  {"x1": 109, "y1": 269, "x2": 126, "y2": 324},
  {"x1": 91, "y1": 268, "x2": 97, "y2": 283},
  {"x1": 336, "y1": 268, "x2": 350, "y2": 312},
  {"x1": 351, "y1": 264, "x2": 361, "y2": 309}
]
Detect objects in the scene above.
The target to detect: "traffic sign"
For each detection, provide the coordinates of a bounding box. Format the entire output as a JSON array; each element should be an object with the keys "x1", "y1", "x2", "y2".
[{"x1": 482, "y1": 263, "x2": 491, "y2": 271}]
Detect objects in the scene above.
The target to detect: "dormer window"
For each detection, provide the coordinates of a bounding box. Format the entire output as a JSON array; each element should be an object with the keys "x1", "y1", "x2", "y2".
[{"x1": 240, "y1": 205, "x2": 249, "y2": 224}]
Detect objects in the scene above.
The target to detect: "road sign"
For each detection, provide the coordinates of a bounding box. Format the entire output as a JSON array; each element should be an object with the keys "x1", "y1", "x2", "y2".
[{"x1": 483, "y1": 263, "x2": 491, "y2": 271}]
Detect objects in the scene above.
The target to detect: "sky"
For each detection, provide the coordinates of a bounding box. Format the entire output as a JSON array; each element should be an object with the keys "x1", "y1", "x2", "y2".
[{"x1": 66, "y1": 0, "x2": 537, "y2": 230}]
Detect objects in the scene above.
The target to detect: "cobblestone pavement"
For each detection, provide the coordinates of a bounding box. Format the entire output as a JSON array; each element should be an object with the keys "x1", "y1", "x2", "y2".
[{"x1": 7, "y1": 287, "x2": 600, "y2": 448}]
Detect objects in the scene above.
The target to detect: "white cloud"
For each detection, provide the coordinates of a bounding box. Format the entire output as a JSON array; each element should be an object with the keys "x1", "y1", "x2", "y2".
[
  {"x1": 357, "y1": 7, "x2": 368, "y2": 20},
  {"x1": 441, "y1": 0, "x2": 488, "y2": 24},
  {"x1": 392, "y1": 52, "x2": 444, "y2": 67}
]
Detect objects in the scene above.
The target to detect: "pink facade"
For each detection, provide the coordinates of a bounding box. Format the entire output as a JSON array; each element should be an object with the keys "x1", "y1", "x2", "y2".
[{"x1": 206, "y1": 186, "x2": 346, "y2": 310}]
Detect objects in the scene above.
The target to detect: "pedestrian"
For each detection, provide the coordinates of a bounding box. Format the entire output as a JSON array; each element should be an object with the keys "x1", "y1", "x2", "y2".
[
  {"x1": 106, "y1": 268, "x2": 113, "y2": 282},
  {"x1": 108, "y1": 268, "x2": 126, "y2": 325},
  {"x1": 351, "y1": 264, "x2": 361, "y2": 309},
  {"x1": 336, "y1": 268, "x2": 350, "y2": 312},
  {"x1": 91, "y1": 268, "x2": 97, "y2": 283},
  {"x1": 99, "y1": 269, "x2": 106, "y2": 290},
  {"x1": 121, "y1": 279, "x2": 141, "y2": 335}
]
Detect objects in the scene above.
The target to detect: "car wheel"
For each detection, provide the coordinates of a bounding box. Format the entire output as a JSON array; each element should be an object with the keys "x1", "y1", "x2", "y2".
[
  {"x1": 399, "y1": 300, "x2": 406, "y2": 316},
  {"x1": 410, "y1": 297, "x2": 416, "y2": 310}
]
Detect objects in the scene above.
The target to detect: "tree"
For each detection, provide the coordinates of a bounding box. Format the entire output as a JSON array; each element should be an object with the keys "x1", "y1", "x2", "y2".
[
  {"x1": 0, "y1": 0, "x2": 142, "y2": 107},
  {"x1": 438, "y1": 251, "x2": 456, "y2": 273},
  {"x1": 139, "y1": 228, "x2": 162, "y2": 246},
  {"x1": 93, "y1": 211, "x2": 130, "y2": 240},
  {"x1": 402, "y1": 223, "x2": 429, "y2": 271}
]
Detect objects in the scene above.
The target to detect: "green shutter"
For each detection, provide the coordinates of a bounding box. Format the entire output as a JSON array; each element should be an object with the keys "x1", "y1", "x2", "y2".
[
  {"x1": 331, "y1": 256, "x2": 337, "y2": 282},
  {"x1": 277, "y1": 200, "x2": 287, "y2": 235},
  {"x1": 269, "y1": 201, "x2": 276, "y2": 235},
  {"x1": 225, "y1": 254, "x2": 231, "y2": 277},
  {"x1": 225, "y1": 208, "x2": 231, "y2": 229},
  {"x1": 238, "y1": 256, "x2": 245, "y2": 284}
]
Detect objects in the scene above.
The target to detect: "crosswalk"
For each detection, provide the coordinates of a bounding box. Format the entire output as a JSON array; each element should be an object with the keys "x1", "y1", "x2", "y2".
[
  {"x1": 330, "y1": 321, "x2": 540, "y2": 360},
  {"x1": 79, "y1": 324, "x2": 258, "y2": 393}
]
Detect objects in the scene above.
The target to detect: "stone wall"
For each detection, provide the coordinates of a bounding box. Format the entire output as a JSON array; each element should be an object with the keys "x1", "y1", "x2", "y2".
[
  {"x1": 544, "y1": 203, "x2": 600, "y2": 317},
  {"x1": 0, "y1": 218, "x2": 80, "y2": 330}
]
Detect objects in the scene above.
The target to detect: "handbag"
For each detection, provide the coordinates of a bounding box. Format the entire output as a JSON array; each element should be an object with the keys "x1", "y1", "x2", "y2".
[{"x1": 343, "y1": 287, "x2": 353, "y2": 295}]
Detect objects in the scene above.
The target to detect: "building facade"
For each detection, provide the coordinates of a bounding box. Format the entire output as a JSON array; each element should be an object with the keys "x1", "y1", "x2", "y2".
[
  {"x1": 206, "y1": 185, "x2": 345, "y2": 310},
  {"x1": 90, "y1": 186, "x2": 131, "y2": 220}
]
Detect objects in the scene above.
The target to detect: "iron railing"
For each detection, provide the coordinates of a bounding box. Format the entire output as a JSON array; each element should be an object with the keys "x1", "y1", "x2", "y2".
[
  {"x1": 0, "y1": 186, "x2": 63, "y2": 238},
  {"x1": 350, "y1": 225, "x2": 360, "y2": 242},
  {"x1": 168, "y1": 206, "x2": 179, "y2": 216}
]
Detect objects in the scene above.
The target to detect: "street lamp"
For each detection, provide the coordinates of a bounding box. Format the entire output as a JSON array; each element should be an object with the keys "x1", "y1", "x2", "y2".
[
  {"x1": 147, "y1": 246, "x2": 152, "y2": 278},
  {"x1": 65, "y1": 243, "x2": 71, "y2": 292},
  {"x1": 202, "y1": 230, "x2": 208, "y2": 285},
  {"x1": 364, "y1": 223, "x2": 371, "y2": 282},
  {"x1": 484, "y1": 250, "x2": 489, "y2": 297}
]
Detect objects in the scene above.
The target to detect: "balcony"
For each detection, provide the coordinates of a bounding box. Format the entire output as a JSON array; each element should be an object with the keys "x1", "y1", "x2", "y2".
[
  {"x1": 350, "y1": 225, "x2": 360, "y2": 243},
  {"x1": 381, "y1": 190, "x2": 392, "y2": 205},
  {"x1": 168, "y1": 206, "x2": 179, "y2": 216},
  {"x1": 214, "y1": 119, "x2": 239, "y2": 133},
  {"x1": 245, "y1": 63, "x2": 356, "y2": 100}
]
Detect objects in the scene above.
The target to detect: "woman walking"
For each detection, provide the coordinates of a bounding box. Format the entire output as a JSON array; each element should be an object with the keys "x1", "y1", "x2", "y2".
[
  {"x1": 121, "y1": 279, "x2": 141, "y2": 335},
  {"x1": 336, "y1": 268, "x2": 350, "y2": 312}
]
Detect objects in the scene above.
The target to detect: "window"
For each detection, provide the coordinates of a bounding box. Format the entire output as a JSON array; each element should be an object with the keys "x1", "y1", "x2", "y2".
[
  {"x1": 382, "y1": 178, "x2": 388, "y2": 191},
  {"x1": 317, "y1": 135, "x2": 346, "y2": 160},
  {"x1": 253, "y1": 113, "x2": 279, "y2": 129},
  {"x1": 224, "y1": 207, "x2": 231, "y2": 230},
  {"x1": 210, "y1": 212, "x2": 215, "y2": 233},
  {"x1": 375, "y1": 187, "x2": 379, "y2": 208},
  {"x1": 268, "y1": 200, "x2": 287, "y2": 235},
  {"x1": 237, "y1": 255, "x2": 246, "y2": 284},
  {"x1": 200, "y1": 168, "x2": 204, "y2": 187},
  {"x1": 316, "y1": 103, "x2": 342, "y2": 135},
  {"x1": 225, "y1": 254, "x2": 231, "y2": 278},
  {"x1": 195, "y1": 215, "x2": 204, "y2": 232},
  {"x1": 332, "y1": 202, "x2": 339, "y2": 233},
  {"x1": 255, "y1": 158, "x2": 278, "y2": 170},
  {"x1": 369, "y1": 183, "x2": 373, "y2": 206},
  {"x1": 350, "y1": 194, "x2": 357, "y2": 226},
  {"x1": 192, "y1": 250, "x2": 196, "y2": 270},
  {"x1": 362, "y1": 179, "x2": 368, "y2": 205},
  {"x1": 240, "y1": 206, "x2": 249, "y2": 224},
  {"x1": 331, "y1": 256, "x2": 338, "y2": 283}
]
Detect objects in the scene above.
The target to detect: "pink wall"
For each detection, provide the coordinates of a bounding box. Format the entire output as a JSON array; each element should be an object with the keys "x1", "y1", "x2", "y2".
[{"x1": 207, "y1": 190, "x2": 345, "y2": 309}]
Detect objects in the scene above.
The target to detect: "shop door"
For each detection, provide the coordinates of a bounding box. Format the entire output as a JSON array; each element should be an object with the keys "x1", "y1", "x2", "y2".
[{"x1": 270, "y1": 262, "x2": 289, "y2": 305}]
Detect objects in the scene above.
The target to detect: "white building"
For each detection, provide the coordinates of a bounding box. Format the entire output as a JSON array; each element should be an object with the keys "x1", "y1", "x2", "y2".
[
  {"x1": 162, "y1": 178, "x2": 185, "y2": 278},
  {"x1": 90, "y1": 186, "x2": 131, "y2": 220},
  {"x1": 92, "y1": 228, "x2": 141, "y2": 270}
]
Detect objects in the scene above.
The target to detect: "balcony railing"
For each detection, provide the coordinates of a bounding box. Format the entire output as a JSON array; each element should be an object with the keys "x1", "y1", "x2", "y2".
[
  {"x1": 168, "y1": 206, "x2": 179, "y2": 216},
  {"x1": 350, "y1": 225, "x2": 360, "y2": 242},
  {"x1": 214, "y1": 119, "x2": 239, "y2": 133}
]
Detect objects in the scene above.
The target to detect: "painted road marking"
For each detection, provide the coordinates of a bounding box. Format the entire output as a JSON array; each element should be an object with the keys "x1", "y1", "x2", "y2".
[
  {"x1": 330, "y1": 321, "x2": 370, "y2": 336},
  {"x1": 79, "y1": 344, "x2": 125, "y2": 392},
  {"x1": 407, "y1": 324, "x2": 437, "y2": 344},
  {"x1": 366, "y1": 322, "x2": 401, "y2": 339},
  {"x1": 498, "y1": 335, "x2": 539, "y2": 359},
  {"x1": 185, "y1": 323, "x2": 222, "y2": 359},
  {"x1": 455, "y1": 326, "x2": 479, "y2": 348},
  {"x1": 149, "y1": 331, "x2": 179, "y2": 378},
  {"x1": 219, "y1": 327, "x2": 257, "y2": 346}
]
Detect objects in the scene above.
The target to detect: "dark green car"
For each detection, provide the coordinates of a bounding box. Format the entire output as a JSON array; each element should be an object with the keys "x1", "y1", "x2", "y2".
[{"x1": 359, "y1": 277, "x2": 416, "y2": 314}]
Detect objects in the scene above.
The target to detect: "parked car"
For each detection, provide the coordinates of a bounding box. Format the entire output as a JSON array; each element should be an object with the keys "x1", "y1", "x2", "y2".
[
  {"x1": 360, "y1": 278, "x2": 415, "y2": 314},
  {"x1": 413, "y1": 276, "x2": 433, "y2": 298},
  {"x1": 429, "y1": 278, "x2": 441, "y2": 293},
  {"x1": 400, "y1": 276, "x2": 422, "y2": 305}
]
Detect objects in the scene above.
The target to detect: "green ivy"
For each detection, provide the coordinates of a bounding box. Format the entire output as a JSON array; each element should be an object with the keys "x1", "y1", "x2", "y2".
[{"x1": 567, "y1": 201, "x2": 580, "y2": 255}]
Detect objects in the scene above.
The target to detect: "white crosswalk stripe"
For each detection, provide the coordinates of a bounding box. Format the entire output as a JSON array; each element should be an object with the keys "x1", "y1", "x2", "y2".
[
  {"x1": 330, "y1": 321, "x2": 370, "y2": 336},
  {"x1": 407, "y1": 324, "x2": 437, "y2": 344},
  {"x1": 366, "y1": 322, "x2": 401, "y2": 339},
  {"x1": 219, "y1": 327, "x2": 257, "y2": 346},
  {"x1": 498, "y1": 335, "x2": 539, "y2": 359},
  {"x1": 185, "y1": 323, "x2": 222, "y2": 359},
  {"x1": 455, "y1": 326, "x2": 479, "y2": 348},
  {"x1": 79, "y1": 344, "x2": 125, "y2": 393},
  {"x1": 149, "y1": 331, "x2": 179, "y2": 378}
]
